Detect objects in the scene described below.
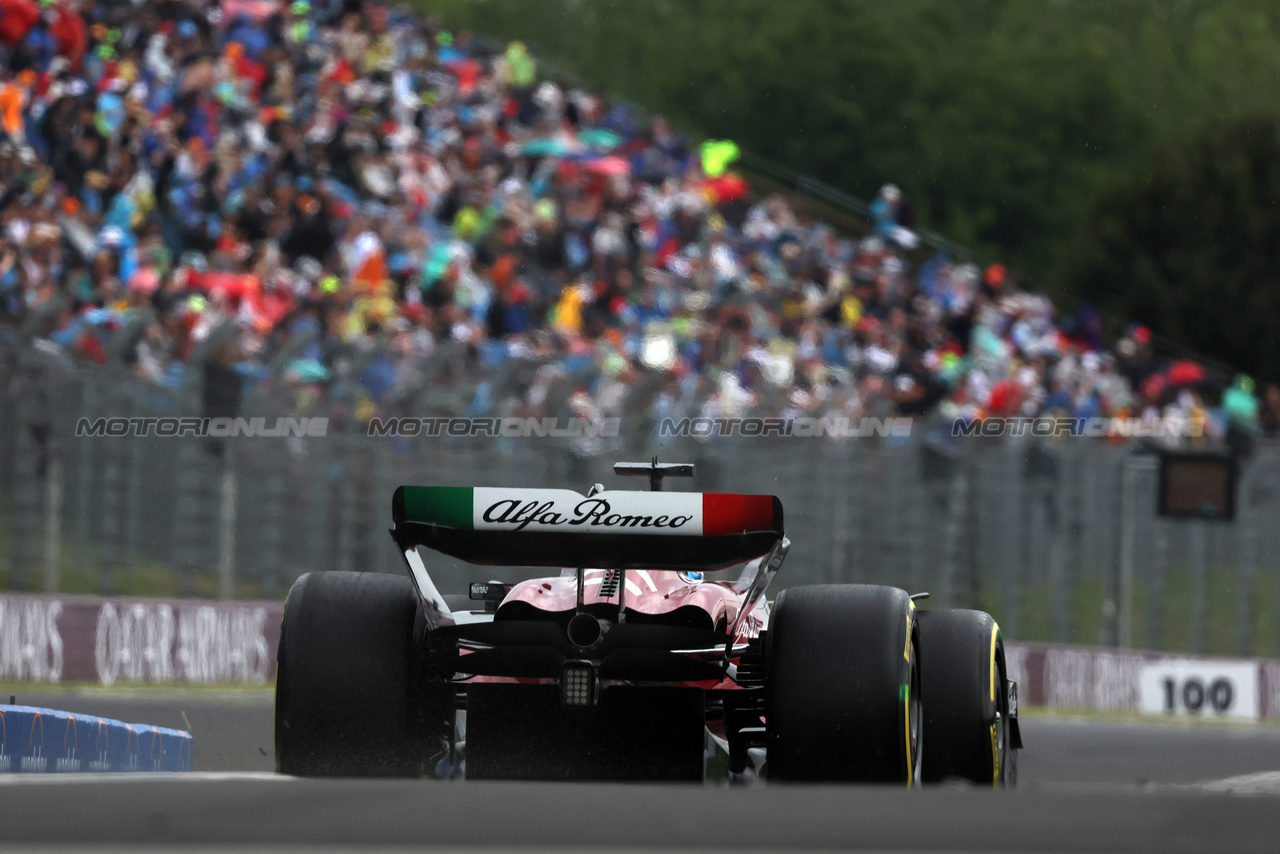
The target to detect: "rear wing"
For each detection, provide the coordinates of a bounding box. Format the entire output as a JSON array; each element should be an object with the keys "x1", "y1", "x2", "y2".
[{"x1": 390, "y1": 485, "x2": 784, "y2": 571}]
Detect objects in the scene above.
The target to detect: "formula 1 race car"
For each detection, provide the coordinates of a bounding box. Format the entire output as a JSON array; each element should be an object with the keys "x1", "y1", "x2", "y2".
[{"x1": 275, "y1": 461, "x2": 1021, "y2": 783}]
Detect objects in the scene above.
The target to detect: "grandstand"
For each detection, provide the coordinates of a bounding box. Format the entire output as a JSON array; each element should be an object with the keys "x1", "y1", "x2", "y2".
[{"x1": 0, "y1": 0, "x2": 1275, "y2": 443}]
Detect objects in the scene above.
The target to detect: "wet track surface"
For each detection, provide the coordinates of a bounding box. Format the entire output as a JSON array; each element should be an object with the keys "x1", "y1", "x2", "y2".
[
  {"x1": 15, "y1": 687, "x2": 1280, "y2": 786},
  {"x1": 4, "y1": 688, "x2": 1280, "y2": 852}
]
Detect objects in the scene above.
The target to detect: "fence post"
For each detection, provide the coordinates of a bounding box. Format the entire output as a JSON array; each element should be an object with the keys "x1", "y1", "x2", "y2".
[
  {"x1": 336, "y1": 437, "x2": 355, "y2": 575},
  {"x1": 1233, "y1": 454, "x2": 1274, "y2": 656},
  {"x1": 218, "y1": 465, "x2": 237, "y2": 600},
  {"x1": 310, "y1": 438, "x2": 332, "y2": 572},
  {"x1": 42, "y1": 456, "x2": 61, "y2": 592},
  {"x1": 368, "y1": 443, "x2": 387, "y2": 573},
  {"x1": 1233, "y1": 464, "x2": 1250, "y2": 656},
  {"x1": 1000, "y1": 441, "x2": 1022, "y2": 638},
  {"x1": 1047, "y1": 472, "x2": 1069, "y2": 643},
  {"x1": 0, "y1": 342, "x2": 13, "y2": 496},
  {"x1": 1146, "y1": 513, "x2": 1169, "y2": 649},
  {"x1": 963, "y1": 450, "x2": 984, "y2": 609},
  {"x1": 73, "y1": 378, "x2": 95, "y2": 588},
  {"x1": 1096, "y1": 454, "x2": 1117, "y2": 646},
  {"x1": 827, "y1": 444, "x2": 852, "y2": 583},
  {"x1": 886, "y1": 446, "x2": 909, "y2": 587},
  {"x1": 1236, "y1": 517, "x2": 1256, "y2": 657},
  {"x1": 937, "y1": 454, "x2": 970, "y2": 607},
  {"x1": 1189, "y1": 521, "x2": 1207, "y2": 653},
  {"x1": 96, "y1": 373, "x2": 129, "y2": 595},
  {"x1": 121, "y1": 385, "x2": 148, "y2": 591},
  {"x1": 8, "y1": 359, "x2": 43, "y2": 590},
  {"x1": 900, "y1": 447, "x2": 922, "y2": 594},
  {"x1": 260, "y1": 447, "x2": 286, "y2": 594},
  {"x1": 1116, "y1": 454, "x2": 1145, "y2": 648}
]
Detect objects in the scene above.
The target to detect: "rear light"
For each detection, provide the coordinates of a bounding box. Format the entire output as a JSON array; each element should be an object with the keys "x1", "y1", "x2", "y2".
[{"x1": 561, "y1": 661, "x2": 597, "y2": 707}]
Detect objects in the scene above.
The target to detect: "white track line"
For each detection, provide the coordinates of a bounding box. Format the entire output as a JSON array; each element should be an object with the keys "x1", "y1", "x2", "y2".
[{"x1": 1197, "y1": 771, "x2": 1280, "y2": 795}]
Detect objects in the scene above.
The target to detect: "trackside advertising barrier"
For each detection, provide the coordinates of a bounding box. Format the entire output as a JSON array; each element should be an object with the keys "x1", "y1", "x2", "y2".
[
  {"x1": 0, "y1": 593, "x2": 280, "y2": 685},
  {"x1": 1005, "y1": 642, "x2": 1280, "y2": 721},
  {"x1": 0, "y1": 705, "x2": 191, "y2": 772},
  {"x1": 3, "y1": 592, "x2": 1280, "y2": 720}
]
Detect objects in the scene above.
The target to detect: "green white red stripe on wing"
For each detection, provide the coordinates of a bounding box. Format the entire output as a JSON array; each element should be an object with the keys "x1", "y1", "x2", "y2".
[{"x1": 398, "y1": 486, "x2": 777, "y2": 536}]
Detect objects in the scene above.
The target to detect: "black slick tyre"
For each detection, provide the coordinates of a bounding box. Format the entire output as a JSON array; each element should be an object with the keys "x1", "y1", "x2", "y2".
[
  {"x1": 275, "y1": 571, "x2": 452, "y2": 777},
  {"x1": 766, "y1": 584, "x2": 921, "y2": 783},
  {"x1": 917, "y1": 608, "x2": 1016, "y2": 786}
]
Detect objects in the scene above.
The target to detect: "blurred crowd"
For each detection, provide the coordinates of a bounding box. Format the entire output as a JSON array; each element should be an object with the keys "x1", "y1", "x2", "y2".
[{"x1": 0, "y1": 0, "x2": 1277, "y2": 443}]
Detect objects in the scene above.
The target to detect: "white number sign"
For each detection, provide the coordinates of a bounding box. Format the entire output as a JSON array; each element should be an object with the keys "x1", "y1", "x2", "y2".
[{"x1": 1138, "y1": 659, "x2": 1258, "y2": 720}]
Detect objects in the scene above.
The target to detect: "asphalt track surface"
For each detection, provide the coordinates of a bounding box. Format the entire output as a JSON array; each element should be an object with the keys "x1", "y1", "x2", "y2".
[{"x1": 4, "y1": 688, "x2": 1280, "y2": 853}]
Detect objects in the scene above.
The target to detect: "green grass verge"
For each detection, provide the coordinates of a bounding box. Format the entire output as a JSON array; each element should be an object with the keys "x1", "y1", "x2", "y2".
[
  {"x1": 978, "y1": 570, "x2": 1280, "y2": 658},
  {"x1": 0, "y1": 521, "x2": 270, "y2": 600}
]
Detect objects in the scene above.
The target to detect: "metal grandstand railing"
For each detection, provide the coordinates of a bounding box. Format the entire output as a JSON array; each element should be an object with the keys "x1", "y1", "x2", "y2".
[{"x1": 735, "y1": 150, "x2": 974, "y2": 262}]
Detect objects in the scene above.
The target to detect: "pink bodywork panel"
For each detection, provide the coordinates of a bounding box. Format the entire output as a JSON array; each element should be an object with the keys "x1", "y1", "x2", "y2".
[
  {"x1": 483, "y1": 568, "x2": 767, "y2": 690},
  {"x1": 501, "y1": 568, "x2": 766, "y2": 643}
]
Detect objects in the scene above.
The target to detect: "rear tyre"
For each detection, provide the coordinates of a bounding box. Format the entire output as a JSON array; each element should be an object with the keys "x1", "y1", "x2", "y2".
[
  {"x1": 275, "y1": 571, "x2": 453, "y2": 777},
  {"x1": 917, "y1": 608, "x2": 1016, "y2": 786},
  {"x1": 766, "y1": 584, "x2": 921, "y2": 783}
]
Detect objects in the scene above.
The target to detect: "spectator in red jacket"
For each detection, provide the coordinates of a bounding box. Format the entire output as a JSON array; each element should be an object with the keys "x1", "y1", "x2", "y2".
[{"x1": 0, "y1": 0, "x2": 38, "y2": 48}]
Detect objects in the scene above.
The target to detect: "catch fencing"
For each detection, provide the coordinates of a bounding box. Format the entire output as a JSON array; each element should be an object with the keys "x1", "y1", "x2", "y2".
[{"x1": 3, "y1": 331, "x2": 1279, "y2": 658}]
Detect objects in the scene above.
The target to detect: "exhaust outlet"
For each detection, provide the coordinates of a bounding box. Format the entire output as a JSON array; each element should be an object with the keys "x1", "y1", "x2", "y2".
[{"x1": 567, "y1": 612, "x2": 606, "y2": 649}]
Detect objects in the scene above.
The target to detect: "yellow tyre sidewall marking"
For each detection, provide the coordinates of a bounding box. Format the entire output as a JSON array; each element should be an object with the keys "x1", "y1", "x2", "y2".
[
  {"x1": 904, "y1": 601, "x2": 915, "y2": 786},
  {"x1": 989, "y1": 622, "x2": 1000, "y2": 786}
]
